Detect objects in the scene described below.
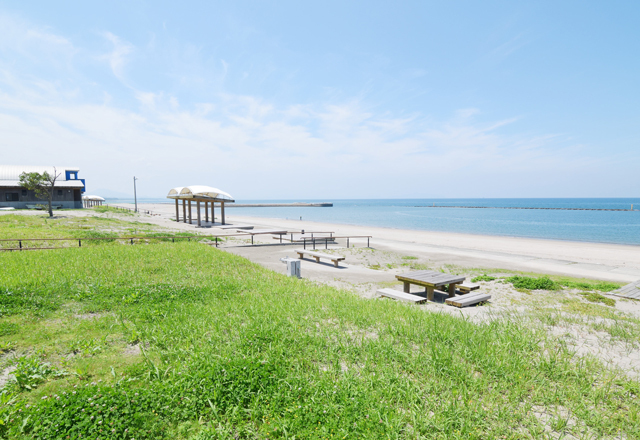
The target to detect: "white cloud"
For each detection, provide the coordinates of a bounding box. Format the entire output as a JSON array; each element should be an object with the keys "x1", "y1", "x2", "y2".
[{"x1": 101, "y1": 31, "x2": 134, "y2": 82}]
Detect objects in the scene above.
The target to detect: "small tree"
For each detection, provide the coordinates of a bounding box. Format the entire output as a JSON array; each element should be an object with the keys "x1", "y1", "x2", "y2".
[{"x1": 19, "y1": 168, "x2": 61, "y2": 218}]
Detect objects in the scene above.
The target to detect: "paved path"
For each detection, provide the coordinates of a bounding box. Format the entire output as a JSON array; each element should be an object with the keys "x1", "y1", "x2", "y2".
[{"x1": 611, "y1": 280, "x2": 640, "y2": 300}]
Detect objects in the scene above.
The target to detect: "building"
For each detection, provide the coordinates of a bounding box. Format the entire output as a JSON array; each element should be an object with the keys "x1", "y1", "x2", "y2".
[{"x1": 0, "y1": 165, "x2": 86, "y2": 209}]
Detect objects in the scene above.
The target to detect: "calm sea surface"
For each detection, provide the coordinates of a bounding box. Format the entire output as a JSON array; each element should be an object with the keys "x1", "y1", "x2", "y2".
[{"x1": 111, "y1": 198, "x2": 640, "y2": 246}]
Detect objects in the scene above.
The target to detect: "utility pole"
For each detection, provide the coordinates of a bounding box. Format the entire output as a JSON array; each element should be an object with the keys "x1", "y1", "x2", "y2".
[{"x1": 133, "y1": 176, "x2": 138, "y2": 213}]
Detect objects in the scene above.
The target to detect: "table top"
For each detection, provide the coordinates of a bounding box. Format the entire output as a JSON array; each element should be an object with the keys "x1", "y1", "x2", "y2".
[{"x1": 396, "y1": 270, "x2": 465, "y2": 286}]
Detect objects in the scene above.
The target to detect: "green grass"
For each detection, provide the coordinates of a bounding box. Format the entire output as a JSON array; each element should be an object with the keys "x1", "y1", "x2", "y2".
[
  {"x1": 579, "y1": 291, "x2": 616, "y2": 307},
  {"x1": 471, "y1": 274, "x2": 497, "y2": 283},
  {"x1": 0, "y1": 214, "x2": 204, "y2": 250},
  {"x1": 0, "y1": 222, "x2": 639, "y2": 439},
  {"x1": 91, "y1": 206, "x2": 135, "y2": 215}
]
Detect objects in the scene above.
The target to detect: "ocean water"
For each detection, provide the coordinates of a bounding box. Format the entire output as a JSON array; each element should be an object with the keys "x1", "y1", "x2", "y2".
[{"x1": 108, "y1": 198, "x2": 640, "y2": 245}]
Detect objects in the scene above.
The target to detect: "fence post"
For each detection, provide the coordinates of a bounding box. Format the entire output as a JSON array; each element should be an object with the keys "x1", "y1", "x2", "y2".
[
  {"x1": 79, "y1": 240, "x2": 81, "y2": 247},
  {"x1": 216, "y1": 237, "x2": 218, "y2": 247},
  {"x1": 19, "y1": 240, "x2": 22, "y2": 249},
  {"x1": 304, "y1": 238, "x2": 306, "y2": 250},
  {"x1": 347, "y1": 238, "x2": 349, "y2": 248},
  {"x1": 313, "y1": 238, "x2": 316, "y2": 250},
  {"x1": 367, "y1": 237, "x2": 370, "y2": 248},
  {"x1": 130, "y1": 238, "x2": 133, "y2": 245},
  {"x1": 325, "y1": 238, "x2": 328, "y2": 249}
]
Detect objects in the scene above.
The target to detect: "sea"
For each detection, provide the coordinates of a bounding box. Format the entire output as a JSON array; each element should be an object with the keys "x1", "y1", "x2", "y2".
[{"x1": 107, "y1": 198, "x2": 640, "y2": 246}]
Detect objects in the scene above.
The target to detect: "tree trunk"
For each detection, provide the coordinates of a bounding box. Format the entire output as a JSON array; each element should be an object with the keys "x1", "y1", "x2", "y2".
[{"x1": 47, "y1": 189, "x2": 53, "y2": 217}]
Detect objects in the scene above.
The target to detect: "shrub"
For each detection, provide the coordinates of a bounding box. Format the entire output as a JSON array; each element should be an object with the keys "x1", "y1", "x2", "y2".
[{"x1": 506, "y1": 276, "x2": 559, "y2": 291}]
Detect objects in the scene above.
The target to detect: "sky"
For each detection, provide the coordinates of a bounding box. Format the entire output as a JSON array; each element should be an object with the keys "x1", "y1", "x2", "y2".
[{"x1": 0, "y1": 1, "x2": 638, "y2": 199}]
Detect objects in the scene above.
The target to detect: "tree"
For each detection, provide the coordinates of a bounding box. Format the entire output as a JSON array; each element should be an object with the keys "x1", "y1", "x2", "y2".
[{"x1": 19, "y1": 168, "x2": 61, "y2": 218}]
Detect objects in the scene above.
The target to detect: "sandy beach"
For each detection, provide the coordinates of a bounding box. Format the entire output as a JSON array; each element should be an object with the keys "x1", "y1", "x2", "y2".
[{"x1": 125, "y1": 202, "x2": 640, "y2": 283}]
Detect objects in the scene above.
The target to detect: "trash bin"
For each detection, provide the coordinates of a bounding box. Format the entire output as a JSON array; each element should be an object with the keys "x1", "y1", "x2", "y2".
[{"x1": 280, "y1": 257, "x2": 301, "y2": 278}]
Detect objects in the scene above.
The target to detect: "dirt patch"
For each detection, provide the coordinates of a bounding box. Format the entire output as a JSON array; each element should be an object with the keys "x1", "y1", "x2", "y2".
[
  {"x1": 529, "y1": 404, "x2": 603, "y2": 440},
  {"x1": 123, "y1": 344, "x2": 142, "y2": 356},
  {"x1": 0, "y1": 365, "x2": 16, "y2": 389},
  {"x1": 74, "y1": 312, "x2": 105, "y2": 320}
]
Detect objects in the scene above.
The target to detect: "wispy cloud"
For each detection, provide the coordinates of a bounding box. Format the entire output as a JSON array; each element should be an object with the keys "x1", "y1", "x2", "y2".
[{"x1": 101, "y1": 31, "x2": 134, "y2": 82}]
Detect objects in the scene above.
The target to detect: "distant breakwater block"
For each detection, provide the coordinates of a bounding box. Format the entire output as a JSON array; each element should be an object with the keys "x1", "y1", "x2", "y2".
[
  {"x1": 416, "y1": 205, "x2": 637, "y2": 212},
  {"x1": 229, "y1": 203, "x2": 333, "y2": 208}
]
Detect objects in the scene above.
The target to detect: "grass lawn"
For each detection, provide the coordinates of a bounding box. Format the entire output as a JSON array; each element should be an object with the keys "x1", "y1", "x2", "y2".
[{"x1": 0, "y1": 216, "x2": 638, "y2": 439}]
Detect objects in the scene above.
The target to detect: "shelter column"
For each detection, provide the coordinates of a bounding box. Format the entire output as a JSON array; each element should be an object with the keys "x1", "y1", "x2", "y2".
[
  {"x1": 205, "y1": 201, "x2": 209, "y2": 223},
  {"x1": 175, "y1": 199, "x2": 179, "y2": 222},
  {"x1": 188, "y1": 200, "x2": 192, "y2": 224},
  {"x1": 197, "y1": 201, "x2": 201, "y2": 227},
  {"x1": 211, "y1": 202, "x2": 215, "y2": 225},
  {"x1": 182, "y1": 200, "x2": 186, "y2": 223},
  {"x1": 221, "y1": 202, "x2": 226, "y2": 225}
]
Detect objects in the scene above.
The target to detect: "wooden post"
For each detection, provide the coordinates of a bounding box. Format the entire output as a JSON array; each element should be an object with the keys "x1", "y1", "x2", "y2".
[
  {"x1": 182, "y1": 199, "x2": 187, "y2": 223},
  {"x1": 205, "y1": 201, "x2": 209, "y2": 223},
  {"x1": 426, "y1": 286, "x2": 435, "y2": 301},
  {"x1": 221, "y1": 202, "x2": 226, "y2": 225},
  {"x1": 175, "y1": 199, "x2": 179, "y2": 222},
  {"x1": 197, "y1": 201, "x2": 201, "y2": 227},
  {"x1": 448, "y1": 284, "x2": 457, "y2": 298},
  {"x1": 188, "y1": 200, "x2": 192, "y2": 224},
  {"x1": 211, "y1": 202, "x2": 215, "y2": 225},
  {"x1": 403, "y1": 282, "x2": 410, "y2": 293}
]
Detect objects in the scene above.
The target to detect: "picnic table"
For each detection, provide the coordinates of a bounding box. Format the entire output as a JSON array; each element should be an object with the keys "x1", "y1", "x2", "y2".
[{"x1": 395, "y1": 270, "x2": 466, "y2": 301}]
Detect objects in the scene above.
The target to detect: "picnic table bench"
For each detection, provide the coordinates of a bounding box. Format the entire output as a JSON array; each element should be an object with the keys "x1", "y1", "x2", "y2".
[
  {"x1": 458, "y1": 282, "x2": 480, "y2": 294},
  {"x1": 445, "y1": 292, "x2": 491, "y2": 308},
  {"x1": 294, "y1": 249, "x2": 345, "y2": 267},
  {"x1": 377, "y1": 288, "x2": 427, "y2": 304},
  {"x1": 396, "y1": 270, "x2": 465, "y2": 301}
]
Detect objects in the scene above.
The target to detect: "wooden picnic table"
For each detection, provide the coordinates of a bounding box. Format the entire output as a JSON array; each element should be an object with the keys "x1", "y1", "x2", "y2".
[{"x1": 395, "y1": 270, "x2": 466, "y2": 301}]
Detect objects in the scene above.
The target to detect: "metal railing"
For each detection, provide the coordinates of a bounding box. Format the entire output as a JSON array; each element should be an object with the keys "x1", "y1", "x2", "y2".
[
  {"x1": 301, "y1": 235, "x2": 372, "y2": 250},
  {"x1": 0, "y1": 232, "x2": 372, "y2": 251}
]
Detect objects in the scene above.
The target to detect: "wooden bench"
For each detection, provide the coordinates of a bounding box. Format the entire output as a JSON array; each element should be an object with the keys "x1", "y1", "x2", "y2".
[
  {"x1": 445, "y1": 292, "x2": 491, "y2": 308},
  {"x1": 458, "y1": 282, "x2": 480, "y2": 294},
  {"x1": 294, "y1": 249, "x2": 345, "y2": 267},
  {"x1": 377, "y1": 288, "x2": 426, "y2": 304}
]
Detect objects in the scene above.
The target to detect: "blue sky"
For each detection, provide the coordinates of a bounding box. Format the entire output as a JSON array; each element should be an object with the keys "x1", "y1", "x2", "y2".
[{"x1": 0, "y1": 1, "x2": 638, "y2": 199}]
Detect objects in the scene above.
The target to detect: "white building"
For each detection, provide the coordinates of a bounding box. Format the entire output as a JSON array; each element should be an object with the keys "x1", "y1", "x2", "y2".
[{"x1": 0, "y1": 165, "x2": 86, "y2": 209}]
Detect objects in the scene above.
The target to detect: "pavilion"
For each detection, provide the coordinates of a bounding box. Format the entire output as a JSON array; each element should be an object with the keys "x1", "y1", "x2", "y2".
[
  {"x1": 82, "y1": 195, "x2": 105, "y2": 208},
  {"x1": 167, "y1": 185, "x2": 234, "y2": 227}
]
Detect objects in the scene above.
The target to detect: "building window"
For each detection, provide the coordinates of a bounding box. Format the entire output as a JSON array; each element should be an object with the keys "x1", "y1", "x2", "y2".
[
  {"x1": 21, "y1": 190, "x2": 27, "y2": 196},
  {"x1": 57, "y1": 190, "x2": 63, "y2": 196},
  {"x1": 5, "y1": 193, "x2": 19, "y2": 201}
]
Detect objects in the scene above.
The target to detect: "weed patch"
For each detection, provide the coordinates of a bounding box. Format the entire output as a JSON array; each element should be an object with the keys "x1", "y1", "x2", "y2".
[
  {"x1": 579, "y1": 291, "x2": 616, "y2": 307},
  {"x1": 471, "y1": 274, "x2": 497, "y2": 282},
  {"x1": 506, "y1": 276, "x2": 560, "y2": 291}
]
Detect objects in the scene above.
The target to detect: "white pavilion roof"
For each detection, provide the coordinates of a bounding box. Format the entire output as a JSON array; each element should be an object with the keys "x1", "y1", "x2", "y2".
[{"x1": 166, "y1": 185, "x2": 234, "y2": 201}]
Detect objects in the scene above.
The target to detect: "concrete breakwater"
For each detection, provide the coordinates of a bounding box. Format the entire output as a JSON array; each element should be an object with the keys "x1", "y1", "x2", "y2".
[
  {"x1": 416, "y1": 205, "x2": 636, "y2": 211},
  {"x1": 229, "y1": 203, "x2": 333, "y2": 208}
]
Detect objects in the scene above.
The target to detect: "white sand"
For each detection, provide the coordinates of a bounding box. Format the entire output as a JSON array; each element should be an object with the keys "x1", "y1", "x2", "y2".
[{"x1": 119, "y1": 203, "x2": 640, "y2": 282}]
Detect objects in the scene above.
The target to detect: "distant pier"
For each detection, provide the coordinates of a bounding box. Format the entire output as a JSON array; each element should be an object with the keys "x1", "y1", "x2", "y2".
[
  {"x1": 416, "y1": 205, "x2": 636, "y2": 212},
  {"x1": 229, "y1": 203, "x2": 333, "y2": 208}
]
